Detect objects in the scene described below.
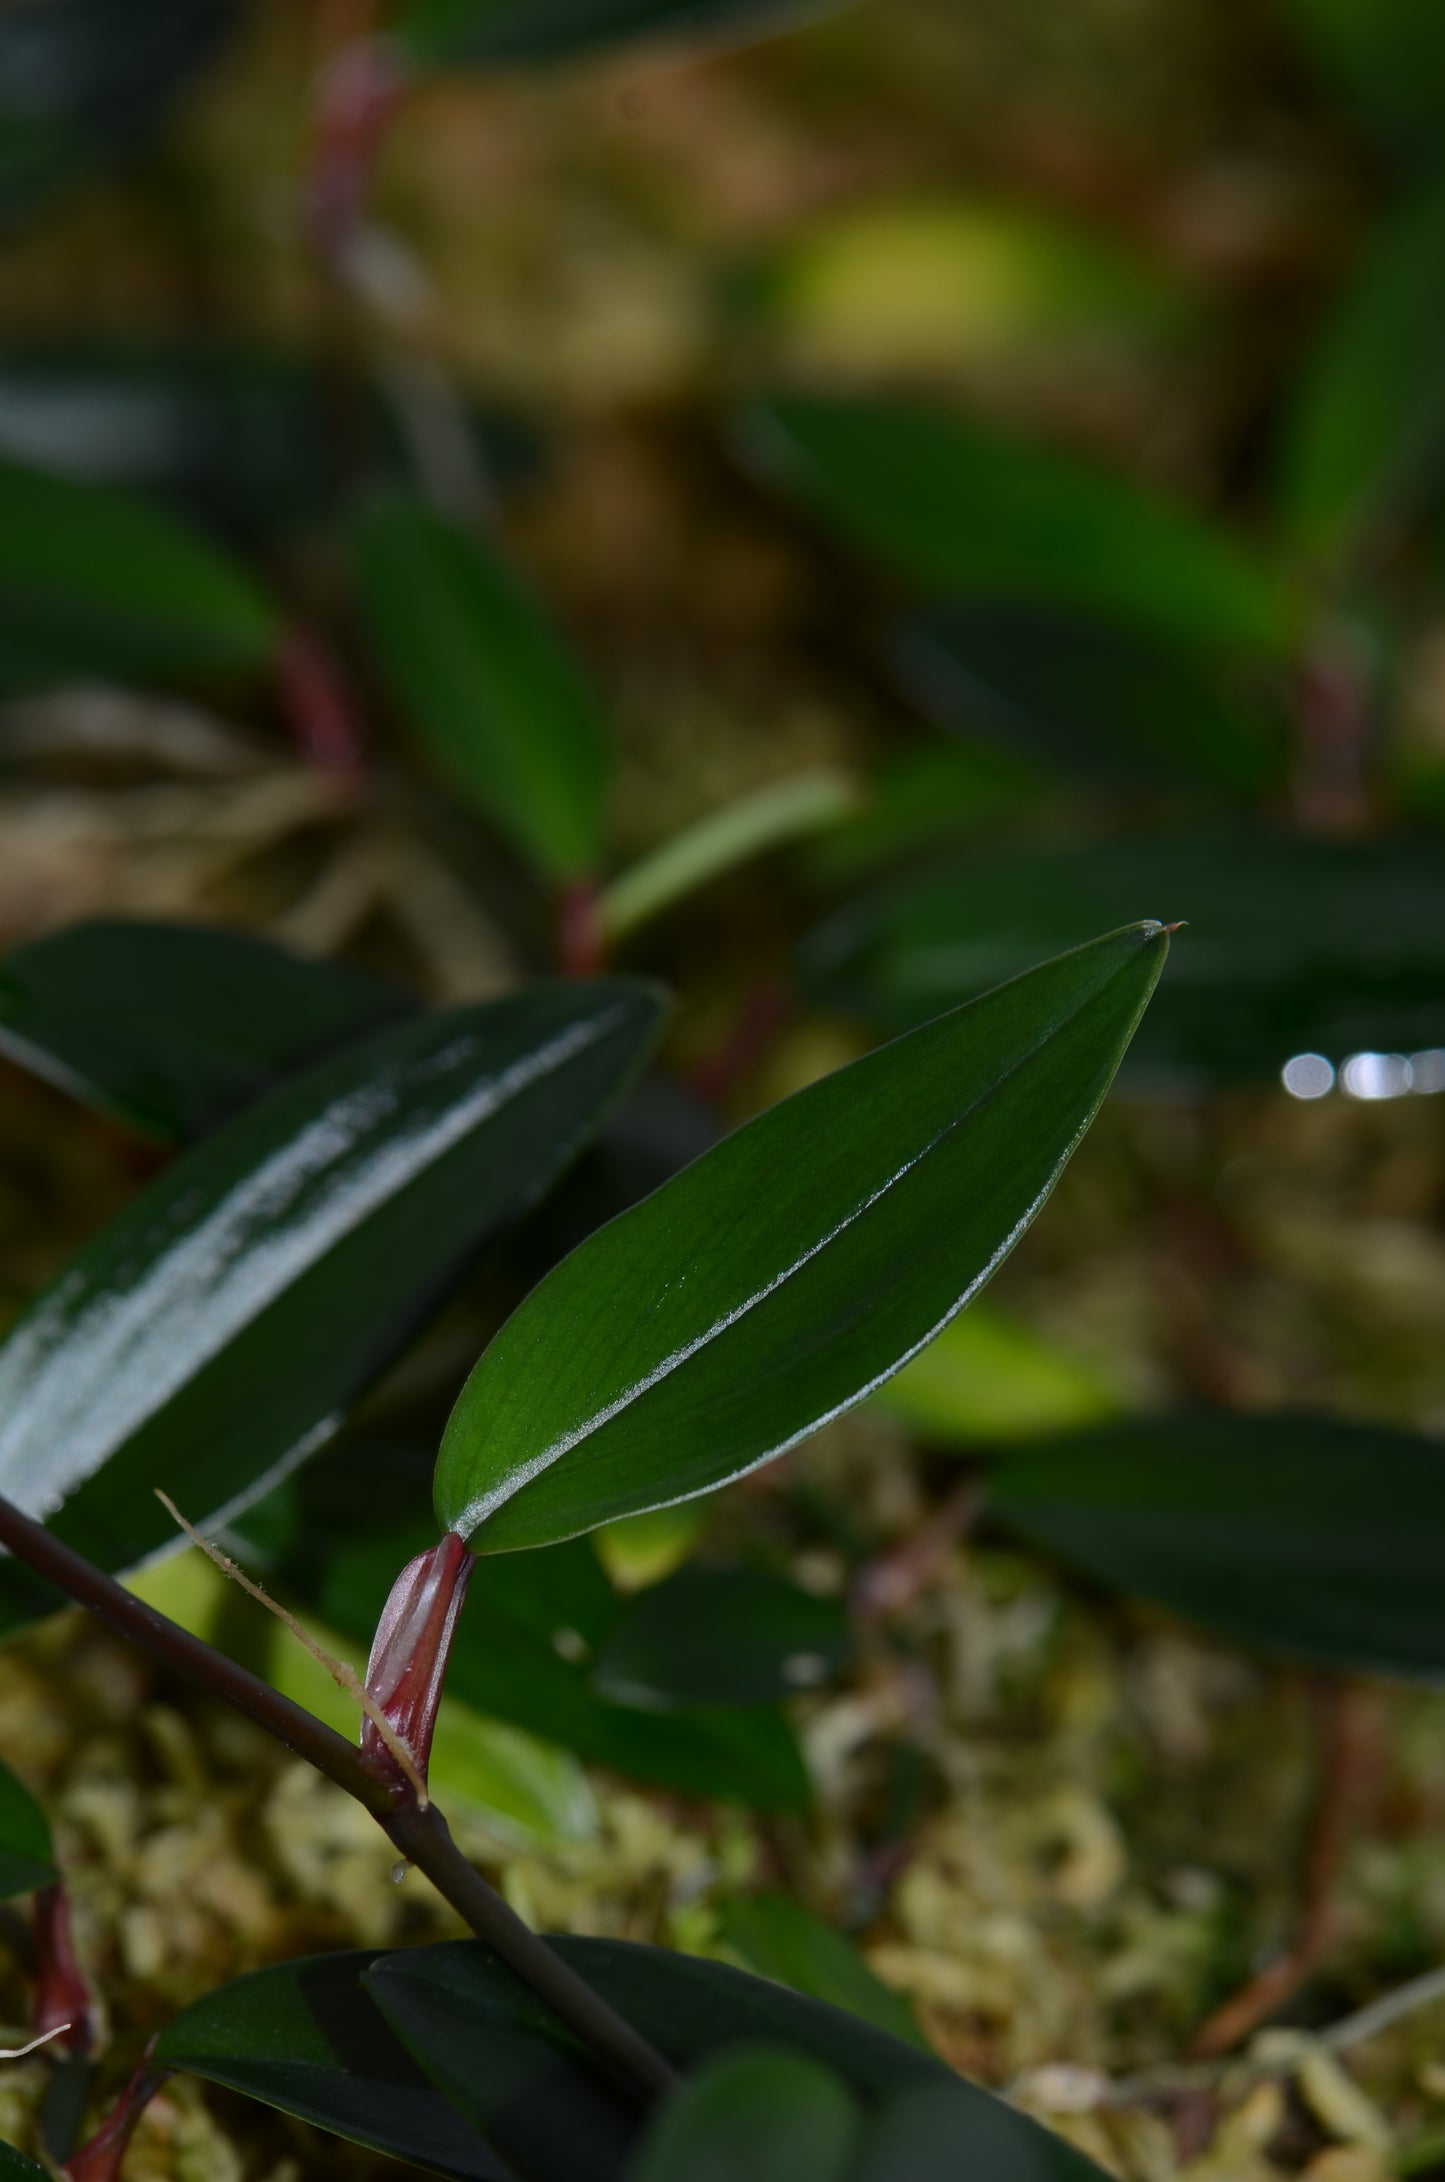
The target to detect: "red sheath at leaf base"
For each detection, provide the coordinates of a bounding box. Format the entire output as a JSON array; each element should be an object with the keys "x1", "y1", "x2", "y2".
[{"x1": 361, "y1": 1532, "x2": 476, "y2": 1796}]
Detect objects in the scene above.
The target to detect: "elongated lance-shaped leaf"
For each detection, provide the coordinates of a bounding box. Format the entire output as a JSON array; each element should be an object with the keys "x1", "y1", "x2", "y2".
[
  {"x1": 0, "y1": 921, "x2": 409, "y2": 1142},
  {"x1": 0, "y1": 1758, "x2": 55, "y2": 1901},
  {"x1": 989, "y1": 1412, "x2": 1445, "y2": 1680},
  {"x1": 0, "y1": 981, "x2": 663, "y2": 1637},
  {"x1": 736, "y1": 395, "x2": 1290, "y2": 654},
  {"x1": 0, "y1": 2143, "x2": 45, "y2": 2179},
  {"x1": 629, "y1": 2049, "x2": 859, "y2": 2182},
  {"x1": 435, "y1": 923, "x2": 1170, "y2": 1552},
  {"x1": 353, "y1": 489, "x2": 611, "y2": 882},
  {"x1": 0, "y1": 456, "x2": 277, "y2": 689}
]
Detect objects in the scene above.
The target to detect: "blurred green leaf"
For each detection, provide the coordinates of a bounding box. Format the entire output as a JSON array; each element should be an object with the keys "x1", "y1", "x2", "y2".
[
  {"x1": 396, "y1": 0, "x2": 841, "y2": 69},
  {"x1": 802, "y1": 830, "x2": 1445, "y2": 1088},
  {"x1": 1277, "y1": 177, "x2": 1445, "y2": 561},
  {"x1": 155, "y1": 1950, "x2": 509, "y2": 2180},
  {"x1": 0, "y1": 1758, "x2": 54, "y2": 1901},
  {"x1": 354, "y1": 490, "x2": 611, "y2": 881},
  {"x1": 1287, "y1": 0, "x2": 1445, "y2": 157},
  {"x1": 600, "y1": 771, "x2": 858, "y2": 944},
  {"x1": 593, "y1": 1566, "x2": 853, "y2": 1707},
  {"x1": 0, "y1": 982, "x2": 663, "y2": 1637},
  {"x1": 0, "y1": 921, "x2": 409, "y2": 1142},
  {"x1": 745, "y1": 197, "x2": 1191, "y2": 381},
  {"x1": 0, "y1": 342, "x2": 535, "y2": 537},
  {"x1": 629, "y1": 2049, "x2": 858, "y2": 2182},
  {"x1": 990, "y1": 1412, "x2": 1445, "y2": 1679},
  {"x1": 0, "y1": 0, "x2": 238, "y2": 230},
  {"x1": 872, "y1": 1303, "x2": 1122, "y2": 1447},
  {"x1": 737, "y1": 395, "x2": 1290, "y2": 653},
  {"x1": 0, "y1": 457, "x2": 278, "y2": 691},
  {"x1": 805, "y1": 741, "x2": 1046, "y2": 888},
  {"x1": 892, "y1": 603, "x2": 1283, "y2": 796},
  {"x1": 717, "y1": 1895, "x2": 925, "y2": 2050},
  {"x1": 594, "y1": 1498, "x2": 710, "y2": 1591},
  {"x1": 854, "y1": 2080, "x2": 1066, "y2": 2180},
  {"x1": 435, "y1": 925, "x2": 1169, "y2": 1552}
]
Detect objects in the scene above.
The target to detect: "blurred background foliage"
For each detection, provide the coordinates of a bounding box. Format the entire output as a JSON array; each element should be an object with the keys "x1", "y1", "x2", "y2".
[{"x1": 1, "y1": 1, "x2": 1444, "y2": 2177}]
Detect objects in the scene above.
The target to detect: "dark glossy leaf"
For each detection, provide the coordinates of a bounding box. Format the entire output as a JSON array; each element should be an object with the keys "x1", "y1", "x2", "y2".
[
  {"x1": 804, "y1": 742, "x2": 1047, "y2": 888},
  {"x1": 629, "y1": 2049, "x2": 858, "y2": 2182},
  {"x1": 287, "y1": 1502, "x2": 812, "y2": 1810},
  {"x1": 0, "y1": 921, "x2": 409, "y2": 1142},
  {"x1": 0, "y1": 457, "x2": 278, "y2": 692},
  {"x1": 435, "y1": 924, "x2": 1170, "y2": 1551},
  {"x1": 0, "y1": 0, "x2": 238, "y2": 230},
  {"x1": 737, "y1": 396, "x2": 1289, "y2": 654},
  {"x1": 0, "y1": 2143, "x2": 45, "y2": 2179},
  {"x1": 354, "y1": 490, "x2": 611, "y2": 881},
  {"x1": 0, "y1": 981, "x2": 663, "y2": 1637},
  {"x1": 397, "y1": 0, "x2": 840, "y2": 69},
  {"x1": 1276, "y1": 178, "x2": 1445, "y2": 561},
  {"x1": 801, "y1": 831, "x2": 1445, "y2": 1089},
  {"x1": 154, "y1": 1950, "x2": 509, "y2": 2180},
  {"x1": 0, "y1": 342, "x2": 536, "y2": 538},
  {"x1": 1287, "y1": 0, "x2": 1445, "y2": 157},
  {"x1": 364, "y1": 1938, "x2": 1105, "y2": 2179},
  {"x1": 0, "y1": 1757, "x2": 54, "y2": 1901},
  {"x1": 891, "y1": 604, "x2": 1282, "y2": 797},
  {"x1": 855, "y1": 2079, "x2": 1077, "y2": 2181},
  {"x1": 717, "y1": 1895, "x2": 925, "y2": 2050},
  {"x1": 990, "y1": 1413, "x2": 1445, "y2": 1680},
  {"x1": 593, "y1": 1566, "x2": 853, "y2": 1707}
]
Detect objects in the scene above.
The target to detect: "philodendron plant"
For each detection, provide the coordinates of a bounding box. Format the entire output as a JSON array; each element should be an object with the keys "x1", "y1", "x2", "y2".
[{"x1": 0, "y1": 915, "x2": 1171, "y2": 2180}]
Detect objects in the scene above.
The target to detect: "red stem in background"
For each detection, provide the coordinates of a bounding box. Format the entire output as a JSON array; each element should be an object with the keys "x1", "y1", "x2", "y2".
[
  {"x1": 61, "y1": 2044, "x2": 167, "y2": 2182},
  {"x1": 276, "y1": 628, "x2": 370, "y2": 784},
  {"x1": 1293, "y1": 619, "x2": 1373, "y2": 834},
  {"x1": 32, "y1": 1885, "x2": 95, "y2": 2059},
  {"x1": 685, "y1": 979, "x2": 793, "y2": 1107},
  {"x1": 305, "y1": 34, "x2": 411, "y2": 263},
  {"x1": 558, "y1": 879, "x2": 606, "y2": 978}
]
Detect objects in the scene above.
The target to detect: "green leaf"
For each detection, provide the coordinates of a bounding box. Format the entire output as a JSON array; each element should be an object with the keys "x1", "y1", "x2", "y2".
[
  {"x1": 284, "y1": 1496, "x2": 812, "y2": 1810},
  {"x1": 891, "y1": 604, "x2": 1282, "y2": 797},
  {"x1": 629, "y1": 2049, "x2": 858, "y2": 2182},
  {"x1": 0, "y1": 2143, "x2": 46, "y2": 2179},
  {"x1": 0, "y1": 921, "x2": 409, "y2": 1142},
  {"x1": 353, "y1": 490, "x2": 611, "y2": 881},
  {"x1": 362, "y1": 1938, "x2": 1106, "y2": 2178},
  {"x1": 1286, "y1": 0, "x2": 1445, "y2": 157},
  {"x1": 745, "y1": 197, "x2": 1191, "y2": 383},
  {"x1": 0, "y1": 981, "x2": 663, "y2": 1637},
  {"x1": 0, "y1": 341, "x2": 535, "y2": 537},
  {"x1": 871, "y1": 1303, "x2": 1122, "y2": 1446},
  {"x1": 593, "y1": 1566, "x2": 853, "y2": 1708},
  {"x1": 435, "y1": 923, "x2": 1170, "y2": 1551},
  {"x1": 0, "y1": 1, "x2": 238, "y2": 231},
  {"x1": 0, "y1": 1757, "x2": 55, "y2": 1901},
  {"x1": 854, "y1": 2079, "x2": 1074, "y2": 2180},
  {"x1": 0, "y1": 457, "x2": 278, "y2": 690},
  {"x1": 717, "y1": 1895, "x2": 925, "y2": 2050},
  {"x1": 1276, "y1": 178, "x2": 1445, "y2": 562},
  {"x1": 396, "y1": 0, "x2": 840, "y2": 69},
  {"x1": 805, "y1": 742, "x2": 1047, "y2": 888},
  {"x1": 155, "y1": 1950, "x2": 510, "y2": 2180},
  {"x1": 737, "y1": 395, "x2": 1290, "y2": 654},
  {"x1": 600, "y1": 772, "x2": 858, "y2": 945},
  {"x1": 990, "y1": 1413, "x2": 1445, "y2": 1680},
  {"x1": 801, "y1": 830, "x2": 1445, "y2": 1088}
]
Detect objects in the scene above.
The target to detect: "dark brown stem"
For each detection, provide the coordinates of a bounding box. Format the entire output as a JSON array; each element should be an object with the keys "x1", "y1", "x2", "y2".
[{"x1": 0, "y1": 1494, "x2": 674, "y2": 2102}]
